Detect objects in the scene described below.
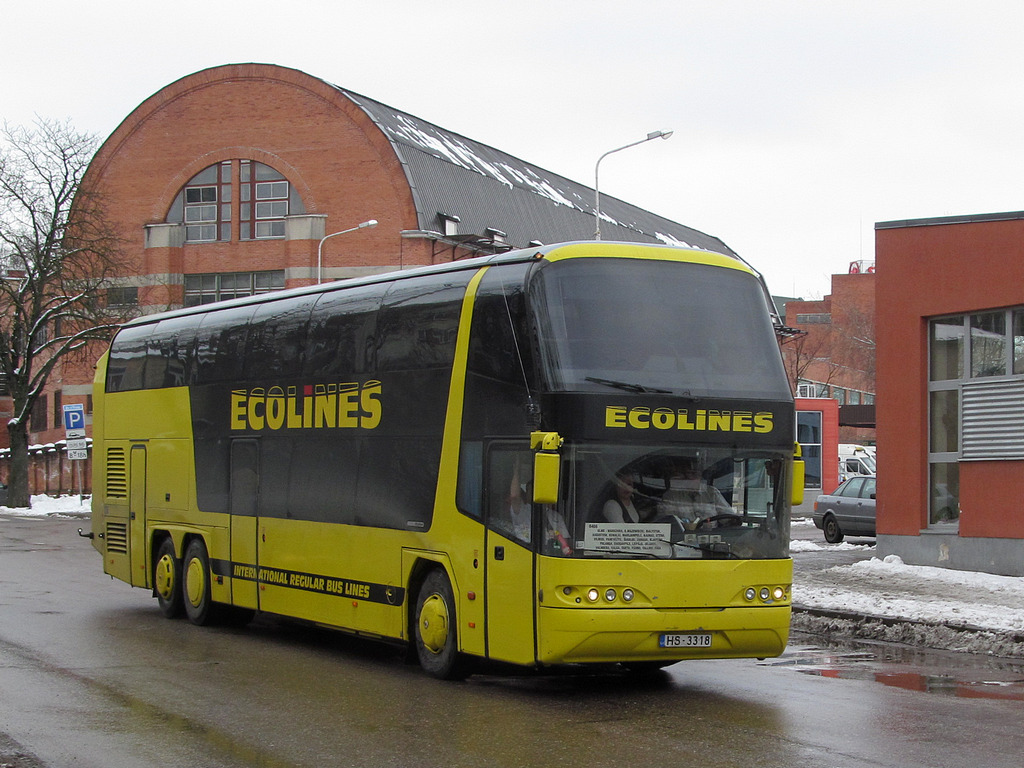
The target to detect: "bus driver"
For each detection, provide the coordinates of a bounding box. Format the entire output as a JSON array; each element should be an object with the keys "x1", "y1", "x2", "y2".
[{"x1": 657, "y1": 457, "x2": 731, "y2": 528}]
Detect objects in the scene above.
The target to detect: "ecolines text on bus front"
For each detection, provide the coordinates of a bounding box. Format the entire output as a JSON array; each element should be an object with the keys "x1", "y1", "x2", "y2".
[
  {"x1": 230, "y1": 381, "x2": 382, "y2": 431},
  {"x1": 605, "y1": 406, "x2": 774, "y2": 433}
]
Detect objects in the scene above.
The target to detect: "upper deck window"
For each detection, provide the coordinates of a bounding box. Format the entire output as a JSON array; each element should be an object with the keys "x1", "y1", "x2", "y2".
[{"x1": 529, "y1": 257, "x2": 790, "y2": 400}]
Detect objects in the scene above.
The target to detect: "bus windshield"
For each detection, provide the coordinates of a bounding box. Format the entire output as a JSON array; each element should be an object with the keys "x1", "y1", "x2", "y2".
[
  {"x1": 562, "y1": 443, "x2": 790, "y2": 560},
  {"x1": 530, "y1": 257, "x2": 791, "y2": 400},
  {"x1": 488, "y1": 442, "x2": 790, "y2": 561}
]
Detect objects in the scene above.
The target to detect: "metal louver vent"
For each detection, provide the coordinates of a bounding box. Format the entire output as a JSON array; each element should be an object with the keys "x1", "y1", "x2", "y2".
[
  {"x1": 106, "y1": 447, "x2": 128, "y2": 498},
  {"x1": 105, "y1": 522, "x2": 128, "y2": 554},
  {"x1": 961, "y1": 379, "x2": 1024, "y2": 460}
]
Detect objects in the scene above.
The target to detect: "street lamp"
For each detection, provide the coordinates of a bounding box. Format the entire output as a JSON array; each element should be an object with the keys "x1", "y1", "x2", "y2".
[
  {"x1": 317, "y1": 219, "x2": 378, "y2": 284},
  {"x1": 593, "y1": 130, "x2": 673, "y2": 240}
]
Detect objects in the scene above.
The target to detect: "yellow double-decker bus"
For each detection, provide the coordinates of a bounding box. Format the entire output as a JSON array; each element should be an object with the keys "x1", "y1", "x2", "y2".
[{"x1": 88, "y1": 241, "x2": 801, "y2": 679}]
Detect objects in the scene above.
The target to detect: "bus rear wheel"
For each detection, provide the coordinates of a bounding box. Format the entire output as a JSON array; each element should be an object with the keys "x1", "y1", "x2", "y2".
[
  {"x1": 182, "y1": 538, "x2": 217, "y2": 626},
  {"x1": 414, "y1": 569, "x2": 468, "y2": 680},
  {"x1": 153, "y1": 536, "x2": 183, "y2": 618}
]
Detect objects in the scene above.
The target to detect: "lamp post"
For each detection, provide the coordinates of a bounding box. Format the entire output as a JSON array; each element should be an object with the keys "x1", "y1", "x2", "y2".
[
  {"x1": 317, "y1": 219, "x2": 378, "y2": 284},
  {"x1": 593, "y1": 130, "x2": 673, "y2": 240}
]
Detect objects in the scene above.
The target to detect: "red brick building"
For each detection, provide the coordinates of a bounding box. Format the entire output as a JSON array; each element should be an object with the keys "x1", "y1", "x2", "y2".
[
  {"x1": 876, "y1": 211, "x2": 1024, "y2": 576},
  {"x1": 2, "y1": 63, "x2": 739, "y2": 483},
  {"x1": 781, "y1": 268, "x2": 876, "y2": 497},
  {"x1": 784, "y1": 270, "x2": 876, "y2": 421}
]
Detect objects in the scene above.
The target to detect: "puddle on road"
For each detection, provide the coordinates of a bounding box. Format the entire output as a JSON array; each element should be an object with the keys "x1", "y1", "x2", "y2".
[{"x1": 765, "y1": 645, "x2": 1024, "y2": 702}]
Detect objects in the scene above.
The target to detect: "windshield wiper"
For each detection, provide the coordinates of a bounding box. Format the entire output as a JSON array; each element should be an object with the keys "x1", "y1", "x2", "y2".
[
  {"x1": 662, "y1": 539, "x2": 740, "y2": 559},
  {"x1": 585, "y1": 377, "x2": 672, "y2": 394},
  {"x1": 582, "y1": 548, "x2": 665, "y2": 560}
]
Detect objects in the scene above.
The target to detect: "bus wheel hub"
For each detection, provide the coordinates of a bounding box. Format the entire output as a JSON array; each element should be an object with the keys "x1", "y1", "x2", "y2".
[
  {"x1": 154, "y1": 554, "x2": 176, "y2": 599},
  {"x1": 419, "y1": 594, "x2": 449, "y2": 654},
  {"x1": 185, "y1": 557, "x2": 206, "y2": 607}
]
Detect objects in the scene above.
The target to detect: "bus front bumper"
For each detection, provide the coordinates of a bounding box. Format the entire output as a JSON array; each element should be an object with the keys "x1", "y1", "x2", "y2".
[{"x1": 536, "y1": 604, "x2": 791, "y2": 665}]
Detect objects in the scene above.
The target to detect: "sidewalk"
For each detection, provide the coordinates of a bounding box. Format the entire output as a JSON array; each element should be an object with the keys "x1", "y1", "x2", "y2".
[{"x1": 791, "y1": 529, "x2": 1024, "y2": 658}]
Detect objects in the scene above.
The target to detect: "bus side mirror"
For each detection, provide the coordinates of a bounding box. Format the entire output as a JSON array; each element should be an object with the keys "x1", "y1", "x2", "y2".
[
  {"x1": 791, "y1": 442, "x2": 805, "y2": 506},
  {"x1": 531, "y1": 431, "x2": 563, "y2": 505}
]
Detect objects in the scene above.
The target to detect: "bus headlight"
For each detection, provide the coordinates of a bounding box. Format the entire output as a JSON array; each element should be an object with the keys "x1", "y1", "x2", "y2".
[
  {"x1": 745, "y1": 587, "x2": 757, "y2": 601},
  {"x1": 587, "y1": 588, "x2": 600, "y2": 602},
  {"x1": 622, "y1": 588, "x2": 635, "y2": 603},
  {"x1": 604, "y1": 588, "x2": 617, "y2": 602},
  {"x1": 773, "y1": 586, "x2": 786, "y2": 601},
  {"x1": 759, "y1": 588, "x2": 770, "y2": 601}
]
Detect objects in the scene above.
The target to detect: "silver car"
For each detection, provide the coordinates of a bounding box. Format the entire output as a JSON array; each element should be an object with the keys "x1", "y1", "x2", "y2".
[{"x1": 812, "y1": 475, "x2": 876, "y2": 543}]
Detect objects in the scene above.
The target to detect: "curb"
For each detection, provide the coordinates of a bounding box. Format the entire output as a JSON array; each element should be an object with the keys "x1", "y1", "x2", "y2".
[{"x1": 791, "y1": 604, "x2": 1024, "y2": 659}]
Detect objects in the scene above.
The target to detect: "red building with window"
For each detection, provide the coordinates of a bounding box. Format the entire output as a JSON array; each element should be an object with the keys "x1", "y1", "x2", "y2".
[{"x1": 876, "y1": 211, "x2": 1024, "y2": 576}]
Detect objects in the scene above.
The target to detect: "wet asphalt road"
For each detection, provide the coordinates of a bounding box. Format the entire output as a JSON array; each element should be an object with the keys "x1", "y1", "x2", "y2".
[{"x1": 1, "y1": 513, "x2": 1022, "y2": 768}]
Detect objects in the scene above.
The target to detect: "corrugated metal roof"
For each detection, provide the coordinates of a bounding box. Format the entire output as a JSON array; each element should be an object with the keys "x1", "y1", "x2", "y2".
[{"x1": 330, "y1": 83, "x2": 736, "y2": 258}]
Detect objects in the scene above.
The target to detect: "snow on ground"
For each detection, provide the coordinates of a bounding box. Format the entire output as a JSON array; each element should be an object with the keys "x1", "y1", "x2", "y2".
[
  {"x1": 5, "y1": 495, "x2": 1023, "y2": 657},
  {"x1": 790, "y1": 538, "x2": 867, "y2": 553},
  {"x1": 796, "y1": 556, "x2": 1024, "y2": 634},
  {"x1": 0, "y1": 494, "x2": 91, "y2": 517}
]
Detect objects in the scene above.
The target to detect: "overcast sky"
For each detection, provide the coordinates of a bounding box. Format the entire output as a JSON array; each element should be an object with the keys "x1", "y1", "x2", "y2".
[{"x1": 5, "y1": 0, "x2": 1023, "y2": 298}]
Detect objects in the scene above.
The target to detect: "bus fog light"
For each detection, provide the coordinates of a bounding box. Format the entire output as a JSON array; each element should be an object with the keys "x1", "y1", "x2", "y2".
[
  {"x1": 587, "y1": 588, "x2": 599, "y2": 602},
  {"x1": 605, "y1": 588, "x2": 617, "y2": 602},
  {"x1": 773, "y1": 587, "x2": 785, "y2": 600},
  {"x1": 759, "y1": 588, "x2": 770, "y2": 601},
  {"x1": 745, "y1": 588, "x2": 756, "y2": 601},
  {"x1": 622, "y1": 588, "x2": 635, "y2": 602}
]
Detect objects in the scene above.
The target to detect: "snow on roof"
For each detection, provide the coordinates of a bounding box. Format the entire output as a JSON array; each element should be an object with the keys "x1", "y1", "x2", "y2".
[{"x1": 332, "y1": 83, "x2": 732, "y2": 255}]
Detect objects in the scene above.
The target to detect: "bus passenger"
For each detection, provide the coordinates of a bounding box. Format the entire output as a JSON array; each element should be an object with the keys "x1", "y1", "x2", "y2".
[
  {"x1": 543, "y1": 507, "x2": 572, "y2": 555},
  {"x1": 602, "y1": 471, "x2": 641, "y2": 524},
  {"x1": 505, "y1": 462, "x2": 532, "y2": 543},
  {"x1": 658, "y1": 458, "x2": 731, "y2": 527}
]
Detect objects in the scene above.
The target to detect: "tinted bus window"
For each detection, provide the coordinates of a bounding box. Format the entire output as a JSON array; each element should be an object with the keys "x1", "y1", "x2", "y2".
[
  {"x1": 304, "y1": 283, "x2": 383, "y2": 378},
  {"x1": 377, "y1": 273, "x2": 469, "y2": 372},
  {"x1": 194, "y1": 305, "x2": 258, "y2": 385},
  {"x1": 530, "y1": 258, "x2": 790, "y2": 399},
  {"x1": 457, "y1": 264, "x2": 535, "y2": 519},
  {"x1": 143, "y1": 315, "x2": 198, "y2": 388},
  {"x1": 106, "y1": 324, "x2": 152, "y2": 392},
  {"x1": 243, "y1": 295, "x2": 317, "y2": 380}
]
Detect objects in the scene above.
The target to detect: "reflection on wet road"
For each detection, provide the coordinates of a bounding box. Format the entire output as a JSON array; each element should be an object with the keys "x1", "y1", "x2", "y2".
[{"x1": 774, "y1": 641, "x2": 1024, "y2": 702}]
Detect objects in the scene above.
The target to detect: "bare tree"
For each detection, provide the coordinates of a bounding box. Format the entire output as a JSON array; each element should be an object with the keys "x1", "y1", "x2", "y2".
[
  {"x1": 782, "y1": 324, "x2": 840, "y2": 394},
  {"x1": 1, "y1": 118, "x2": 129, "y2": 508},
  {"x1": 833, "y1": 303, "x2": 876, "y2": 384}
]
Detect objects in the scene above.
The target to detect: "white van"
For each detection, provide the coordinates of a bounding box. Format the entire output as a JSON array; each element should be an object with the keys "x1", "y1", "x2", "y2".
[{"x1": 839, "y1": 444, "x2": 876, "y2": 481}]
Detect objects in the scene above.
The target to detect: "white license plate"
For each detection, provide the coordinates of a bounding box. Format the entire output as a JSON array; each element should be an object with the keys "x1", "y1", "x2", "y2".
[{"x1": 659, "y1": 632, "x2": 712, "y2": 648}]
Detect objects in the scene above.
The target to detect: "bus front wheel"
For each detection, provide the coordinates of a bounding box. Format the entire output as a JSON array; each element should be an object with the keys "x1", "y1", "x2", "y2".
[
  {"x1": 414, "y1": 569, "x2": 468, "y2": 680},
  {"x1": 153, "y1": 536, "x2": 183, "y2": 619},
  {"x1": 182, "y1": 538, "x2": 216, "y2": 626}
]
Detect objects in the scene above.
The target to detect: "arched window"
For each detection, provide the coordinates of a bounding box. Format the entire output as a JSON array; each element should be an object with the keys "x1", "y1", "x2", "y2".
[{"x1": 166, "y1": 160, "x2": 305, "y2": 243}]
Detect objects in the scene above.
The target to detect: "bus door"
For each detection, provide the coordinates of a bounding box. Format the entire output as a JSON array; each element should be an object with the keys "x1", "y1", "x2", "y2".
[
  {"x1": 483, "y1": 444, "x2": 537, "y2": 665},
  {"x1": 128, "y1": 444, "x2": 148, "y2": 588},
  {"x1": 229, "y1": 439, "x2": 260, "y2": 611}
]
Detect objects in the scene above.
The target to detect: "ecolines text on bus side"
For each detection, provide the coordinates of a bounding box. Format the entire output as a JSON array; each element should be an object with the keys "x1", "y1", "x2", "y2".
[
  {"x1": 230, "y1": 381, "x2": 382, "y2": 431},
  {"x1": 605, "y1": 405, "x2": 774, "y2": 434}
]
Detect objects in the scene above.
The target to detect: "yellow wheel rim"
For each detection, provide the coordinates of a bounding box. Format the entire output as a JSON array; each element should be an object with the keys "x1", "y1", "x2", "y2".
[
  {"x1": 419, "y1": 593, "x2": 449, "y2": 655},
  {"x1": 154, "y1": 554, "x2": 176, "y2": 600},
  {"x1": 185, "y1": 556, "x2": 206, "y2": 608}
]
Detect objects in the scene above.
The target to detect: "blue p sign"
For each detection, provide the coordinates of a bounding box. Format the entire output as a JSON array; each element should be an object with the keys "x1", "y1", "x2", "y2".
[{"x1": 63, "y1": 403, "x2": 86, "y2": 433}]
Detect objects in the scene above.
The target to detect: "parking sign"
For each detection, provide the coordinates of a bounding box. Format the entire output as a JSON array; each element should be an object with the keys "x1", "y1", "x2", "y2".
[{"x1": 62, "y1": 403, "x2": 86, "y2": 439}]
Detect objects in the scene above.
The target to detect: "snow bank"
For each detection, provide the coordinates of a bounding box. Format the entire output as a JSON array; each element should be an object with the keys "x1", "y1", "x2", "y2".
[
  {"x1": 794, "y1": 554, "x2": 1024, "y2": 657},
  {"x1": 0, "y1": 494, "x2": 90, "y2": 517}
]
